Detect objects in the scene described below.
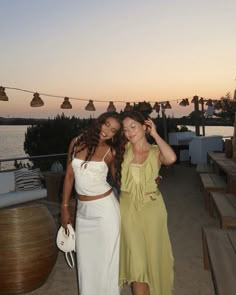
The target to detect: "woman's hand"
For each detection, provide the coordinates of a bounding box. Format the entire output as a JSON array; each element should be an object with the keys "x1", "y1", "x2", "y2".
[
  {"x1": 145, "y1": 118, "x2": 177, "y2": 165},
  {"x1": 145, "y1": 118, "x2": 158, "y2": 138},
  {"x1": 61, "y1": 206, "x2": 72, "y2": 228},
  {"x1": 155, "y1": 175, "x2": 162, "y2": 185}
]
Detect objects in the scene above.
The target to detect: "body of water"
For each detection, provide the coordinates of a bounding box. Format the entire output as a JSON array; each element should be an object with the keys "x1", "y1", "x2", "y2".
[
  {"x1": 0, "y1": 125, "x2": 235, "y2": 170},
  {"x1": 0, "y1": 125, "x2": 29, "y2": 170}
]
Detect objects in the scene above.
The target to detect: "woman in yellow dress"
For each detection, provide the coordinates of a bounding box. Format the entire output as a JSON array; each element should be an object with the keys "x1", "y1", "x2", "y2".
[{"x1": 119, "y1": 111, "x2": 176, "y2": 295}]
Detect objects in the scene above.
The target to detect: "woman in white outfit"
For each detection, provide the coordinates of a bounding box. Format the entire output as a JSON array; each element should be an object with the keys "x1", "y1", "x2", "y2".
[{"x1": 61, "y1": 112, "x2": 123, "y2": 295}]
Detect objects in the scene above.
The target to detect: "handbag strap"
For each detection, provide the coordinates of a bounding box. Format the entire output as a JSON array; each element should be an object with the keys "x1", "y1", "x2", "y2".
[{"x1": 65, "y1": 251, "x2": 75, "y2": 268}]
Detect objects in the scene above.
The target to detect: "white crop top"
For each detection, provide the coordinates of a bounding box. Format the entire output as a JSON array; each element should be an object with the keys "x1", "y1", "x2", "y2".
[{"x1": 71, "y1": 148, "x2": 112, "y2": 196}]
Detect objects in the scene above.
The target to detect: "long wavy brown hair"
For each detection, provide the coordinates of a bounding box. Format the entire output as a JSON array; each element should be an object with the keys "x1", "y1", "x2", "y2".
[{"x1": 71, "y1": 112, "x2": 125, "y2": 185}]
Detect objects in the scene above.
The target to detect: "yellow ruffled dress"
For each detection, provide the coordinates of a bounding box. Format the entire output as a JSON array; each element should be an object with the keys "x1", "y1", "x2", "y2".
[{"x1": 119, "y1": 143, "x2": 174, "y2": 295}]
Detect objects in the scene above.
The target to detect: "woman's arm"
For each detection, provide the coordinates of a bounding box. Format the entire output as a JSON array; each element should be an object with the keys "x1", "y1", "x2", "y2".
[
  {"x1": 61, "y1": 138, "x2": 76, "y2": 227},
  {"x1": 145, "y1": 119, "x2": 176, "y2": 166}
]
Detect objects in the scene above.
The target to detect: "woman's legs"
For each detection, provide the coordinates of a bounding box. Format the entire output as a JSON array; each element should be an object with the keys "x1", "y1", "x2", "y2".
[{"x1": 132, "y1": 282, "x2": 150, "y2": 295}]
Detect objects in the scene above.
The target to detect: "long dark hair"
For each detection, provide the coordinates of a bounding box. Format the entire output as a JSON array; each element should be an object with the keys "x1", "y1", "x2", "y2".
[{"x1": 72, "y1": 112, "x2": 124, "y2": 185}]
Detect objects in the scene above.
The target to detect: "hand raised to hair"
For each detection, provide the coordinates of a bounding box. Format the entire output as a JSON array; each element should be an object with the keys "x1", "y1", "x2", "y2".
[{"x1": 145, "y1": 118, "x2": 158, "y2": 138}]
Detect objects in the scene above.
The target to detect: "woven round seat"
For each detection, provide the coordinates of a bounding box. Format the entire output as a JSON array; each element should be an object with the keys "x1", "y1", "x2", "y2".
[{"x1": 0, "y1": 204, "x2": 58, "y2": 294}]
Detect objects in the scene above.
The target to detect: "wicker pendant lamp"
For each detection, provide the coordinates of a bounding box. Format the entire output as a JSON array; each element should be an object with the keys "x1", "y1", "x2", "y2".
[
  {"x1": 61, "y1": 97, "x2": 72, "y2": 109},
  {"x1": 164, "y1": 101, "x2": 172, "y2": 109},
  {"x1": 124, "y1": 102, "x2": 133, "y2": 111},
  {"x1": 153, "y1": 102, "x2": 160, "y2": 112},
  {"x1": 107, "y1": 101, "x2": 116, "y2": 112},
  {"x1": 179, "y1": 99, "x2": 187, "y2": 106},
  {"x1": 184, "y1": 98, "x2": 189, "y2": 105},
  {"x1": 85, "y1": 100, "x2": 95, "y2": 111},
  {"x1": 30, "y1": 93, "x2": 44, "y2": 107},
  {"x1": 139, "y1": 101, "x2": 151, "y2": 111},
  {"x1": 0, "y1": 86, "x2": 8, "y2": 101}
]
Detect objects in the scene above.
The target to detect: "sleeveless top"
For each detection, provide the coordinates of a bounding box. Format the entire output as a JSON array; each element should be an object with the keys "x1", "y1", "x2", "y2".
[
  {"x1": 72, "y1": 148, "x2": 112, "y2": 196},
  {"x1": 120, "y1": 142, "x2": 161, "y2": 209}
]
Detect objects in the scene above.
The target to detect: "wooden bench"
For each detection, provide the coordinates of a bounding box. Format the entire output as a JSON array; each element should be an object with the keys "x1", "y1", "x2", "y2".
[
  {"x1": 227, "y1": 172, "x2": 236, "y2": 194},
  {"x1": 210, "y1": 192, "x2": 236, "y2": 229},
  {"x1": 202, "y1": 227, "x2": 236, "y2": 295},
  {"x1": 199, "y1": 173, "x2": 227, "y2": 214},
  {"x1": 196, "y1": 163, "x2": 214, "y2": 174}
]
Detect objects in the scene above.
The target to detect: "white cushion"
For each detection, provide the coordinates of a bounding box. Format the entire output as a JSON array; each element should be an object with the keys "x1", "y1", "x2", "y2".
[
  {"x1": 0, "y1": 171, "x2": 15, "y2": 193},
  {"x1": 0, "y1": 188, "x2": 47, "y2": 208},
  {"x1": 14, "y1": 168, "x2": 42, "y2": 191}
]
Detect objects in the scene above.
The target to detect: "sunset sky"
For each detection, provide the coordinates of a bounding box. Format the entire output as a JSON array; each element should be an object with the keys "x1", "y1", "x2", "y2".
[{"x1": 1, "y1": 0, "x2": 236, "y2": 119}]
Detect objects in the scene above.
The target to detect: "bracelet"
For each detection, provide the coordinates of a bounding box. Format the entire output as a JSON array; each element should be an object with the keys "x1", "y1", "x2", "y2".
[{"x1": 61, "y1": 204, "x2": 69, "y2": 207}]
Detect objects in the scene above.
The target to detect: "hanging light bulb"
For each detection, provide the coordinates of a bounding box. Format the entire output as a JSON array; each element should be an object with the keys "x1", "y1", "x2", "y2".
[
  {"x1": 139, "y1": 101, "x2": 151, "y2": 111},
  {"x1": 184, "y1": 98, "x2": 189, "y2": 105},
  {"x1": 164, "y1": 101, "x2": 171, "y2": 109},
  {"x1": 85, "y1": 100, "x2": 96, "y2": 111},
  {"x1": 179, "y1": 99, "x2": 186, "y2": 106},
  {"x1": 124, "y1": 102, "x2": 133, "y2": 111},
  {"x1": 153, "y1": 102, "x2": 160, "y2": 113},
  {"x1": 107, "y1": 101, "x2": 116, "y2": 112},
  {"x1": 0, "y1": 86, "x2": 8, "y2": 101},
  {"x1": 61, "y1": 97, "x2": 72, "y2": 109},
  {"x1": 30, "y1": 92, "x2": 44, "y2": 107}
]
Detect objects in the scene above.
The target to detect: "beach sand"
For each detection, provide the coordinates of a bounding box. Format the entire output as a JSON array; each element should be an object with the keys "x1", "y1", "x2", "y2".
[{"x1": 27, "y1": 164, "x2": 218, "y2": 295}]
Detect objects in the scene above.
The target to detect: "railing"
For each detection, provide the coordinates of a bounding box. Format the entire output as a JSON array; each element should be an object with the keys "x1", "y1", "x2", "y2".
[{"x1": 0, "y1": 153, "x2": 67, "y2": 171}]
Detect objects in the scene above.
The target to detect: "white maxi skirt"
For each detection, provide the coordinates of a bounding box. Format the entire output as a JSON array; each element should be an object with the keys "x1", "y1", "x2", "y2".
[{"x1": 76, "y1": 192, "x2": 120, "y2": 295}]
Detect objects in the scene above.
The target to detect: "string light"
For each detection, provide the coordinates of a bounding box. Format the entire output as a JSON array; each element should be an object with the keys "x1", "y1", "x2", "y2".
[{"x1": 1, "y1": 85, "x2": 231, "y2": 112}]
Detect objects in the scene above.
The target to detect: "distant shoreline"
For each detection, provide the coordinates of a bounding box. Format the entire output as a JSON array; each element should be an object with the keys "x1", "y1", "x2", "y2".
[
  {"x1": 0, "y1": 117, "x2": 47, "y2": 125},
  {"x1": 0, "y1": 116, "x2": 233, "y2": 127}
]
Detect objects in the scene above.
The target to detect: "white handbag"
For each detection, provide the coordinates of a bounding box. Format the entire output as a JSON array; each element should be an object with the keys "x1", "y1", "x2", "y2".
[{"x1": 56, "y1": 224, "x2": 76, "y2": 268}]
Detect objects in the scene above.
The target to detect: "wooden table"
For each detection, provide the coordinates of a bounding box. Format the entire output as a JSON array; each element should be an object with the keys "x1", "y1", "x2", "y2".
[
  {"x1": 202, "y1": 227, "x2": 236, "y2": 295},
  {"x1": 208, "y1": 152, "x2": 236, "y2": 193},
  {"x1": 208, "y1": 152, "x2": 236, "y2": 174}
]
